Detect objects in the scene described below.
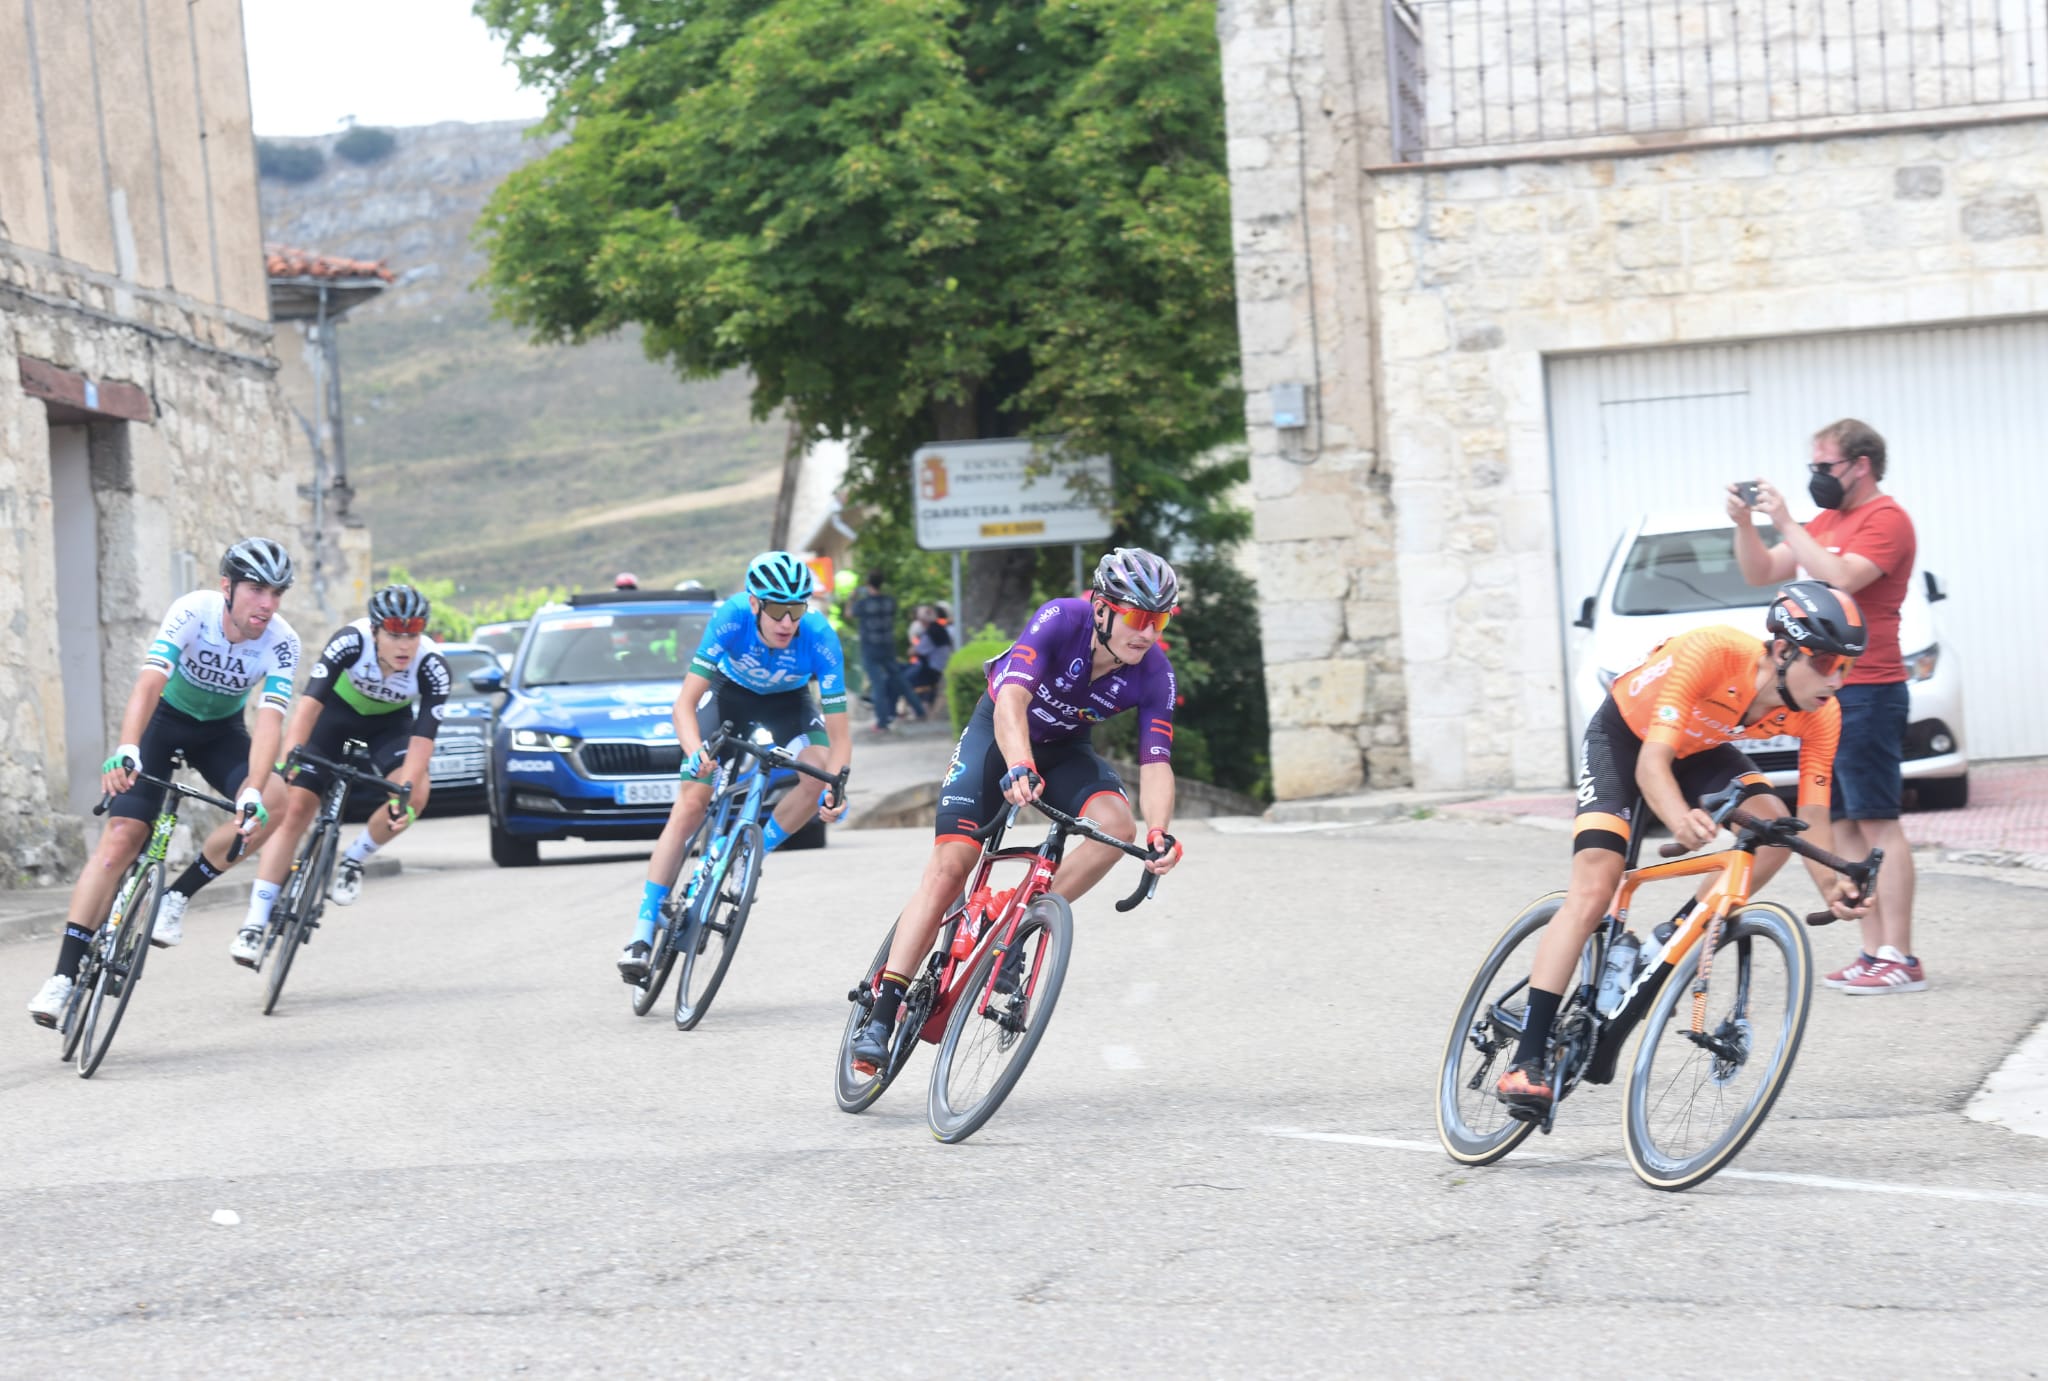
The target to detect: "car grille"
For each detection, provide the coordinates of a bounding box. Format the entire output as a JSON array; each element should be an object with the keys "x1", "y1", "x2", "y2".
[
  {"x1": 1741, "y1": 749, "x2": 1799, "y2": 773},
  {"x1": 577, "y1": 740, "x2": 683, "y2": 778}
]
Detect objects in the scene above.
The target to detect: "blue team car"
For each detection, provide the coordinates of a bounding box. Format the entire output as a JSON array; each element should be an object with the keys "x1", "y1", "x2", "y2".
[{"x1": 472, "y1": 586, "x2": 831, "y2": 866}]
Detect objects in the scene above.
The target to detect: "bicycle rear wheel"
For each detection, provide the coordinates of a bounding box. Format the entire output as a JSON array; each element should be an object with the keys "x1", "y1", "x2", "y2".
[
  {"x1": 77, "y1": 867, "x2": 160, "y2": 1079},
  {"x1": 1624, "y1": 902, "x2": 1811, "y2": 1192},
  {"x1": 834, "y1": 919, "x2": 942, "y2": 1114},
  {"x1": 1436, "y1": 892, "x2": 1573, "y2": 1166},
  {"x1": 927, "y1": 895, "x2": 1073, "y2": 1145},
  {"x1": 265, "y1": 824, "x2": 334, "y2": 1015},
  {"x1": 673, "y1": 821, "x2": 763, "y2": 1031}
]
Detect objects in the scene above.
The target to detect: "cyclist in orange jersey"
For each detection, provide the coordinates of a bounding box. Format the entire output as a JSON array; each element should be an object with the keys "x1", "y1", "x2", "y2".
[{"x1": 1495, "y1": 581, "x2": 1874, "y2": 1112}]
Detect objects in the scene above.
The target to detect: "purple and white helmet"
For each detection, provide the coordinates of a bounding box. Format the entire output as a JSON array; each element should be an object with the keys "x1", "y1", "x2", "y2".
[{"x1": 1092, "y1": 547, "x2": 1178, "y2": 612}]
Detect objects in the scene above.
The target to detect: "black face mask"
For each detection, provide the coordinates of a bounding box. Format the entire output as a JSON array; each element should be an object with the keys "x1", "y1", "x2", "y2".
[{"x1": 1808, "y1": 468, "x2": 1848, "y2": 509}]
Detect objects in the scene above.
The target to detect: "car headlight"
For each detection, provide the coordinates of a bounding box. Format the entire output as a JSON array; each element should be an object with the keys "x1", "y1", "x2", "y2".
[
  {"x1": 1906, "y1": 644, "x2": 1939, "y2": 682},
  {"x1": 511, "y1": 730, "x2": 578, "y2": 751}
]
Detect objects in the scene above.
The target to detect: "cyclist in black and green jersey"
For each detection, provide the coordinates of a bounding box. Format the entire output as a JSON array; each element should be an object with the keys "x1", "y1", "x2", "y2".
[
  {"x1": 232, "y1": 584, "x2": 451, "y2": 964},
  {"x1": 28, "y1": 539, "x2": 299, "y2": 1027}
]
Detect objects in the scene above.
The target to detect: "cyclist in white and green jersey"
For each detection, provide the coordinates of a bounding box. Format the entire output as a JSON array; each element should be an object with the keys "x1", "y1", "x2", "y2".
[
  {"x1": 28, "y1": 539, "x2": 299, "y2": 1028},
  {"x1": 232, "y1": 585, "x2": 450, "y2": 964}
]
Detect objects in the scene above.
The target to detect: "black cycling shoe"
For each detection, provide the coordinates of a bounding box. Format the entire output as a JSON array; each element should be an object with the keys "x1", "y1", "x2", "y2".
[
  {"x1": 849, "y1": 1017, "x2": 892, "y2": 1074},
  {"x1": 616, "y1": 941, "x2": 652, "y2": 984}
]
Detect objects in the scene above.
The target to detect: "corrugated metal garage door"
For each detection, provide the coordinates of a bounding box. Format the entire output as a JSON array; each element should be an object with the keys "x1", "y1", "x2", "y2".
[{"x1": 1546, "y1": 318, "x2": 2048, "y2": 760}]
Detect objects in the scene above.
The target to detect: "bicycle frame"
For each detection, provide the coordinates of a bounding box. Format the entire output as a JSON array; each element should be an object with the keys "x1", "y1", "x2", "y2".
[{"x1": 675, "y1": 725, "x2": 847, "y2": 924}]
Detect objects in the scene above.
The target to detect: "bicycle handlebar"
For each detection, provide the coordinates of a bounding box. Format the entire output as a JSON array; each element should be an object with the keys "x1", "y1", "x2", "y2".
[
  {"x1": 702, "y1": 722, "x2": 849, "y2": 807},
  {"x1": 94, "y1": 770, "x2": 249, "y2": 863},
  {"x1": 1022, "y1": 789, "x2": 1172, "y2": 914},
  {"x1": 1654, "y1": 803, "x2": 1883, "y2": 927},
  {"x1": 284, "y1": 746, "x2": 415, "y2": 812}
]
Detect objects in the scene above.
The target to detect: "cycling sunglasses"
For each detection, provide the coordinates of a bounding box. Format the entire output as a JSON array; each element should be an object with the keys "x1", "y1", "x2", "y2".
[
  {"x1": 1799, "y1": 647, "x2": 1855, "y2": 677},
  {"x1": 378, "y1": 616, "x2": 428, "y2": 635},
  {"x1": 1101, "y1": 598, "x2": 1177, "y2": 634},
  {"x1": 756, "y1": 600, "x2": 806, "y2": 624}
]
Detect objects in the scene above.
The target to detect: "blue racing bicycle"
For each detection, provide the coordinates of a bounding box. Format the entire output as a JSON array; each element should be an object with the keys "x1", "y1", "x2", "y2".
[{"x1": 627, "y1": 722, "x2": 847, "y2": 1030}]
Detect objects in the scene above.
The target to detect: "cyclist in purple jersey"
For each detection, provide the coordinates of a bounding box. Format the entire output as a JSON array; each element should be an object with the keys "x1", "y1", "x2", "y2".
[{"x1": 849, "y1": 548, "x2": 1187, "y2": 1072}]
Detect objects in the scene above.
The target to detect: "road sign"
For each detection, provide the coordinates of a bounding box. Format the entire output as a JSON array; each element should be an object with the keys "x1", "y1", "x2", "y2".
[{"x1": 911, "y1": 438, "x2": 1113, "y2": 551}]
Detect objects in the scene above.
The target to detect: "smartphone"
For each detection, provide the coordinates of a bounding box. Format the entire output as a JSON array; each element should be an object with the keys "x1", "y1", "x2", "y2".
[{"x1": 1735, "y1": 480, "x2": 1761, "y2": 507}]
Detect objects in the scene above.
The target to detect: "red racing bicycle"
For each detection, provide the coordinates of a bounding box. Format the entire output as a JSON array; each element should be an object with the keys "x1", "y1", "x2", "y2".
[{"x1": 834, "y1": 795, "x2": 1168, "y2": 1143}]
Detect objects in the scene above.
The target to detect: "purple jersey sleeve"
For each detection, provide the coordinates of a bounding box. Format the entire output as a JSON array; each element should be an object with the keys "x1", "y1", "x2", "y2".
[
  {"x1": 1136, "y1": 650, "x2": 1176, "y2": 762},
  {"x1": 986, "y1": 598, "x2": 1070, "y2": 700}
]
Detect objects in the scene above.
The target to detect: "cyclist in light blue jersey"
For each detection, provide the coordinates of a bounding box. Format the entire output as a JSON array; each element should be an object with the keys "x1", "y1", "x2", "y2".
[{"x1": 616, "y1": 552, "x2": 853, "y2": 980}]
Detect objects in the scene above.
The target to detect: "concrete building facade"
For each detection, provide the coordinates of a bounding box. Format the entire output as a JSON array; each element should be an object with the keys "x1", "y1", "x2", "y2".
[
  {"x1": 1220, "y1": 0, "x2": 2048, "y2": 799},
  {"x1": 0, "y1": 1, "x2": 297, "y2": 884}
]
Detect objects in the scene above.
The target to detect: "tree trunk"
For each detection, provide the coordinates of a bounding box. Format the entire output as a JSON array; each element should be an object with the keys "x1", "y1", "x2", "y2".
[{"x1": 932, "y1": 391, "x2": 1038, "y2": 636}]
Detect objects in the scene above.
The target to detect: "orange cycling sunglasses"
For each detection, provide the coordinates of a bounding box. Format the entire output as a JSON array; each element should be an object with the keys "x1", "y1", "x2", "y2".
[
  {"x1": 378, "y1": 616, "x2": 428, "y2": 635},
  {"x1": 1100, "y1": 598, "x2": 1177, "y2": 634},
  {"x1": 1799, "y1": 647, "x2": 1855, "y2": 677}
]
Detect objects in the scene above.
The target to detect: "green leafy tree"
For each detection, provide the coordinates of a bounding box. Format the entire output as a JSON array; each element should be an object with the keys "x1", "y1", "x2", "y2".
[
  {"x1": 334, "y1": 125, "x2": 399, "y2": 166},
  {"x1": 474, "y1": 0, "x2": 1243, "y2": 638}
]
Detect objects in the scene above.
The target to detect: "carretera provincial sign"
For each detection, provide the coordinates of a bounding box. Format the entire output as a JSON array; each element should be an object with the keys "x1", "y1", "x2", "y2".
[{"x1": 911, "y1": 438, "x2": 1114, "y2": 551}]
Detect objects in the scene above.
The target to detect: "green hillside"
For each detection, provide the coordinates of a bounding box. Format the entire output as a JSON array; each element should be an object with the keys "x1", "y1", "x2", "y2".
[{"x1": 260, "y1": 121, "x2": 784, "y2": 601}]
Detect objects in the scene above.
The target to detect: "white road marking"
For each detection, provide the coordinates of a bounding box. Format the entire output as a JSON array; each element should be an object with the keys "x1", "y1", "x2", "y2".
[
  {"x1": 1102, "y1": 1045, "x2": 1145, "y2": 1070},
  {"x1": 1126, "y1": 981, "x2": 1158, "y2": 1006},
  {"x1": 1259, "y1": 1128, "x2": 2048, "y2": 1208}
]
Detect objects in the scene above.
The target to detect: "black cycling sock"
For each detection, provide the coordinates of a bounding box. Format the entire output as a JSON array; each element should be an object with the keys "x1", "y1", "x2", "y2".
[
  {"x1": 869, "y1": 972, "x2": 908, "y2": 1030},
  {"x1": 169, "y1": 855, "x2": 224, "y2": 898},
  {"x1": 1514, "y1": 987, "x2": 1564, "y2": 1066},
  {"x1": 56, "y1": 925, "x2": 93, "y2": 979}
]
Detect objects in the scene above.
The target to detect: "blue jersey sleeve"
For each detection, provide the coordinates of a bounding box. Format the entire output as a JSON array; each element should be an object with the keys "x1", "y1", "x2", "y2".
[
  {"x1": 689, "y1": 596, "x2": 752, "y2": 679},
  {"x1": 801, "y1": 614, "x2": 849, "y2": 714}
]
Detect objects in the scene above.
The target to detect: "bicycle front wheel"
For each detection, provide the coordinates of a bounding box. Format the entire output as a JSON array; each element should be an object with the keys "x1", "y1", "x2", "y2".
[
  {"x1": 265, "y1": 824, "x2": 334, "y2": 1015},
  {"x1": 77, "y1": 866, "x2": 160, "y2": 1079},
  {"x1": 1624, "y1": 902, "x2": 1812, "y2": 1192},
  {"x1": 630, "y1": 910, "x2": 680, "y2": 1017},
  {"x1": 673, "y1": 822, "x2": 763, "y2": 1031},
  {"x1": 927, "y1": 895, "x2": 1073, "y2": 1145},
  {"x1": 1436, "y1": 892, "x2": 1570, "y2": 1166}
]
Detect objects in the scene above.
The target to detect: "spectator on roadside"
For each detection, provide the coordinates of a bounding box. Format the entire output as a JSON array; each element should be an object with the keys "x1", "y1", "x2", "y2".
[
  {"x1": 1730, "y1": 418, "x2": 1924, "y2": 994},
  {"x1": 614, "y1": 572, "x2": 639, "y2": 590},
  {"x1": 848, "y1": 571, "x2": 927, "y2": 733},
  {"x1": 906, "y1": 603, "x2": 954, "y2": 713}
]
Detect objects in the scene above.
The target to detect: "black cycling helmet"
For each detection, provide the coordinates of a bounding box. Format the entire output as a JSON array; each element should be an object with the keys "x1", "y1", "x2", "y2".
[
  {"x1": 368, "y1": 583, "x2": 431, "y2": 627},
  {"x1": 1765, "y1": 580, "x2": 1868, "y2": 658},
  {"x1": 1091, "y1": 547, "x2": 1179, "y2": 612},
  {"x1": 220, "y1": 537, "x2": 295, "y2": 591},
  {"x1": 745, "y1": 551, "x2": 813, "y2": 604}
]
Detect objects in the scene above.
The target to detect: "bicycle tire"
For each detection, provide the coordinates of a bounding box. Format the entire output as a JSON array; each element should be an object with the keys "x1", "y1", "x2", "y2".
[
  {"x1": 1624, "y1": 901, "x2": 1811, "y2": 1191},
  {"x1": 927, "y1": 894, "x2": 1073, "y2": 1145},
  {"x1": 56, "y1": 919, "x2": 112, "y2": 1065},
  {"x1": 834, "y1": 920, "x2": 941, "y2": 1114},
  {"x1": 1435, "y1": 892, "x2": 1573, "y2": 1166},
  {"x1": 265, "y1": 823, "x2": 335, "y2": 1015},
  {"x1": 630, "y1": 913, "x2": 680, "y2": 1017},
  {"x1": 77, "y1": 866, "x2": 161, "y2": 1079},
  {"x1": 673, "y1": 821, "x2": 763, "y2": 1031}
]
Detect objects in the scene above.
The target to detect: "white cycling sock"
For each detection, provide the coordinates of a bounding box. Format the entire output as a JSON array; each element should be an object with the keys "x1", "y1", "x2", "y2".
[
  {"x1": 245, "y1": 880, "x2": 280, "y2": 931},
  {"x1": 344, "y1": 832, "x2": 381, "y2": 866}
]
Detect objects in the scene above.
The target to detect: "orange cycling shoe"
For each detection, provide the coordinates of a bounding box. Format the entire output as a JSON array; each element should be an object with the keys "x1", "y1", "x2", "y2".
[{"x1": 1494, "y1": 1059, "x2": 1553, "y2": 1110}]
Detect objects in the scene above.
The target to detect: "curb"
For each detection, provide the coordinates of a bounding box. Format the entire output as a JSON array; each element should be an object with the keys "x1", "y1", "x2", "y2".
[
  {"x1": 1264, "y1": 788, "x2": 1486, "y2": 826},
  {"x1": 0, "y1": 857, "x2": 402, "y2": 948}
]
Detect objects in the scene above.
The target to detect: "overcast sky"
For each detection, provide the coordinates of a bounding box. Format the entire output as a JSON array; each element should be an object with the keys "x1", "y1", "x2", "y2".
[{"x1": 242, "y1": 0, "x2": 549, "y2": 136}]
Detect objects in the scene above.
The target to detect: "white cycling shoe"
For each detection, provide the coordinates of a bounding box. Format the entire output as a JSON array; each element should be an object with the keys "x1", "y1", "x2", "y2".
[
  {"x1": 151, "y1": 891, "x2": 188, "y2": 948},
  {"x1": 228, "y1": 925, "x2": 265, "y2": 969},
  {"x1": 28, "y1": 973, "x2": 73, "y2": 1028},
  {"x1": 330, "y1": 857, "x2": 364, "y2": 906}
]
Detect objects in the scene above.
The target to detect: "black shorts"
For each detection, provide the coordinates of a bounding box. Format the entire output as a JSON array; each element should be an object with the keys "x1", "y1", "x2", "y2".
[
  {"x1": 690, "y1": 677, "x2": 827, "y2": 782},
  {"x1": 290, "y1": 703, "x2": 420, "y2": 798},
  {"x1": 1573, "y1": 697, "x2": 1771, "y2": 855},
  {"x1": 934, "y1": 694, "x2": 1126, "y2": 842},
  {"x1": 105, "y1": 702, "x2": 252, "y2": 823}
]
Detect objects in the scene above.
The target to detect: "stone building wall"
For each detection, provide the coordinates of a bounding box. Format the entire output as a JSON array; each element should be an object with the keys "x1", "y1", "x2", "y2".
[{"x1": 1374, "y1": 120, "x2": 2048, "y2": 789}]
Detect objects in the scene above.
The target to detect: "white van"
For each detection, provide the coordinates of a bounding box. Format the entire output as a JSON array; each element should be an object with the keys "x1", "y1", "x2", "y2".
[{"x1": 1567, "y1": 512, "x2": 1969, "y2": 809}]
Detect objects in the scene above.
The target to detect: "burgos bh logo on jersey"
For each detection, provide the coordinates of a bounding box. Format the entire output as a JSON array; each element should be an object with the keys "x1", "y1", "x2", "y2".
[{"x1": 1067, "y1": 658, "x2": 1085, "y2": 680}]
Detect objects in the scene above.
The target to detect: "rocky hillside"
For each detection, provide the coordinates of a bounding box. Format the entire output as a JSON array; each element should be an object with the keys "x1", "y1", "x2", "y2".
[{"x1": 259, "y1": 121, "x2": 783, "y2": 601}]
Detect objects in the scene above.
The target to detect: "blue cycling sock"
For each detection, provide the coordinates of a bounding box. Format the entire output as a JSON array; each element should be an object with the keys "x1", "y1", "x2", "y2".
[
  {"x1": 762, "y1": 818, "x2": 790, "y2": 853},
  {"x1": 633, "y1": 881, "x2": 669, "y2": 947}
]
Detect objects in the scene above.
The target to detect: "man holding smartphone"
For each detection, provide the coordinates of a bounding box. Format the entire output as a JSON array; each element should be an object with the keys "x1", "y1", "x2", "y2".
[{"x1": 1727, "y1": 418, "x2": 1924, "y2": 994}]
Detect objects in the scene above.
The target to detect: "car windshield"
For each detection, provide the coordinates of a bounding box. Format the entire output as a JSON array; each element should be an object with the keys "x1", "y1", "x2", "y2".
[
  {"x1": 474, "y1": 625, "x2": 525, "y2": 659},
  {"x1": 1613, "y1": 525, "x2": 1782, "y2": 615},
  {"x1": 441, "y1": 649, "x2": 500, "y2": 701},
  {"x1": 519, "y1": 611, "x2": 709, "y2": 687}
]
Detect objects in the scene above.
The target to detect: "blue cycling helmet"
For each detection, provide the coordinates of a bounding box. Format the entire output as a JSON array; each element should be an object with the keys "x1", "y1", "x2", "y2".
[{"x1": 745, "y1": 551, "x2": 814, "y2": 604}]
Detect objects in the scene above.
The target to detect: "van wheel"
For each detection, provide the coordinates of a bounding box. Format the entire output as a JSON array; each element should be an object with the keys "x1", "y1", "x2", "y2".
[{"x1": 490, "y1": 818, "x2": 540, "y2": 867}]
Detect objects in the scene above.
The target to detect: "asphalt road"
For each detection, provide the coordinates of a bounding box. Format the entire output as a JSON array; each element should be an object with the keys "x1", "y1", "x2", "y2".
[{"x1": 2, "y1": 812, "x2": 2044, "y2": 1376}]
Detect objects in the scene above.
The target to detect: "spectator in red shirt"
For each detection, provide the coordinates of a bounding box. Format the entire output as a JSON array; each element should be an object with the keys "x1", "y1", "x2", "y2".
[{"x1": 1730, "y1": 418, "x2": 1925, "y2": 995}]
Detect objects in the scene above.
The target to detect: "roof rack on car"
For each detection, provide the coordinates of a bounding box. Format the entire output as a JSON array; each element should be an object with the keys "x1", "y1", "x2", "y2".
[{"x1": 565, "y1": 586, "x2": 717, "y2": 608}]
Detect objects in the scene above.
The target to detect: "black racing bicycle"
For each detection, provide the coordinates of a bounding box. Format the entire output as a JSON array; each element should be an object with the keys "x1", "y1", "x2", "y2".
[
  {"x1": 628, "y1": 722, "x2": 847, "y2": 1029},
  {"x1": 252, "y1": 742, "x2": 411, "y2": 1014},
  {"x1": 58, "y1": 751, "x2": 247, "y2": 1078}
]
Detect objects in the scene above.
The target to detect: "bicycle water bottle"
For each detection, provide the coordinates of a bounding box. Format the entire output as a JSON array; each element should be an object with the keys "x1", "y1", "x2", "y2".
[{"x1": 1596, "y1": 929, "x2": 1642, "y2": 1018}]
